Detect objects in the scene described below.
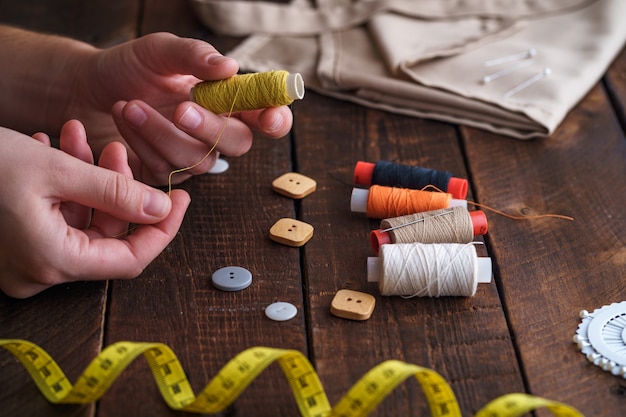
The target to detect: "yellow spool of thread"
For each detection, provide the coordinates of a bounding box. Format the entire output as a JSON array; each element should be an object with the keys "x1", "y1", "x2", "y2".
[{"x1": 191, "y1": 70, "x2": 305, "y2": 114}]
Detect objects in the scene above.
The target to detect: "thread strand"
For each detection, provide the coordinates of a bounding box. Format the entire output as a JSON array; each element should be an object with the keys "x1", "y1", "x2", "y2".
[
  {"x1": 467, "y1": 201, "x2": 574, "y2": 221},
  {"x1": 420, "y1": 185, "x2": 574, "y2": 222},
  {"x1": 167, "y1": 86, "x2": 241, "y2": 194}
]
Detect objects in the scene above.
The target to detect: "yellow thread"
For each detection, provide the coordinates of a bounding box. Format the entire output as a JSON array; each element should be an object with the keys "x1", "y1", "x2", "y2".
[
  {"x1": 191, "y1": 70, "x2": 300, "y2": 114},
  {"x1": 113, "y1": 70, "x2": 302, "y2": 237},
  {"x1": 0, "y1": 339, "x2": 584, "y2": 417},
  {"x1": 112, "y1": 85, "x2": 242, "y2": 238},
  {"x1": 167, "y1": 85, "x2": 241, "y2": 194}
]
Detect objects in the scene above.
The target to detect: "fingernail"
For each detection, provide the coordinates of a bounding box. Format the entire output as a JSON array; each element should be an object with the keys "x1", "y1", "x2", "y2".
[
  {"x1": 125, "y1": 103, "x2": 147, "y2": 127},
  {"x1": 268, "y1": 112, "x2": 284, "y2": 133},
  {"x1": 178, "y1": 105, "x2": 202, "y2": 130},
  {"x1": 143, "y1": 188, "x2": 170, "y2": 217},
  {"x1": 207, "y1": 54, "x2": 232, "y2": 66}
]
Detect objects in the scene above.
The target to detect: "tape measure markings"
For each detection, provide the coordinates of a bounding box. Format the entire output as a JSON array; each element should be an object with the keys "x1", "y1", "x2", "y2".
[
  {"x1": 185, "y1": 346, "x2": 293, "y2": 413},
  {"x1": 278, "y1": 352, "x2": 332, "y2": 417},
  {"x1": 474, "y1": 393, "x2": 584, "y2": 417},
  {"x1": 1, "y1": 340, "x2": 73, "y2": 402},
  {"x1": 1, "y1": 339, "x2": 584, "y2": 417},
  {"x1": 331, "y1": 360, "x2": 461, "y2": 417}
]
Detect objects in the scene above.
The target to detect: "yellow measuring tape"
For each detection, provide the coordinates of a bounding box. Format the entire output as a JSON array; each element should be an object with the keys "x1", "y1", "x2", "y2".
[{"x1": 0, "y1": 339, "x2": 582, "y2": 416}]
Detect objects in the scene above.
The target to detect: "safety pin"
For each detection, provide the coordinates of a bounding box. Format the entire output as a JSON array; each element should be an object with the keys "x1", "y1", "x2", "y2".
[
  {"x1": 484, "y1": 48, "x2": 536, "y2": 67},
  {"x1": 503, "y1": 68, "x2": 551, "y2": 98},
  {"x1": 380, "y1": 209, "x2": 454, "y2": 233}
]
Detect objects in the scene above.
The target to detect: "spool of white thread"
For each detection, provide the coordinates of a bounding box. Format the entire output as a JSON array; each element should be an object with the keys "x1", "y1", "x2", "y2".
[{"x1": 367, "y1": 243, "x2": 492, "y2": 297}]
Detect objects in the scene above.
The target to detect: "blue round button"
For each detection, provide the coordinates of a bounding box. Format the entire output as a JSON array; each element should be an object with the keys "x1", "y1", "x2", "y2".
[{"x1": 211, "y1": 266, "x2": 252, "y2": 291}]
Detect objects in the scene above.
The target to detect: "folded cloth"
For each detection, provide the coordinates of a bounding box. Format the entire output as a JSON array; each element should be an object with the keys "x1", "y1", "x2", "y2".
[{"x1": 190, "y1": 0, "x2": 626, "y2": 139}]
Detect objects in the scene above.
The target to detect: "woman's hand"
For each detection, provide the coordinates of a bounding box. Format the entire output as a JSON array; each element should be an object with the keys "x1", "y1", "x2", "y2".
[
  {"x1": 70, "y1": 32, "x2": 293, "y2": 185},
  {"x1": 0, "y1": 121, "x2": 190, "y2": 298}
]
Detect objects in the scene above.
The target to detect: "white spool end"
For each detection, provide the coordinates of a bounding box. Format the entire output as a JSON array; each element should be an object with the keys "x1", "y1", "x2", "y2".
[
  {"x1": 286, "y1": 73, "x2": 305, "y2": 100},
  {"x1": 476, "y1": 257, "x2": 492, "y2": 283},
  {"x1": 449, "y1": 199, "x2": 467, "y2": 209},
  {"x1": 206, "y1": 158, "x2": 229, "y2": 174},
  {"x1": 351, "y1": 188, "x2": 369, "y2": 213},
  {"x1": 366, "y1": 257, "x2": 382, "y2": 282}
]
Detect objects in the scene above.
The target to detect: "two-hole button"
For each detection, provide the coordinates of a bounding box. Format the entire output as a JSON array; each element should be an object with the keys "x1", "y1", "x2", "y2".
[{"x1": 211, "y1": 266, "x2": 253, "y2": 291}]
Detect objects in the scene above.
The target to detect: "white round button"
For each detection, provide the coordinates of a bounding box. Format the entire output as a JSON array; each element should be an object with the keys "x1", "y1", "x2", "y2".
[
  {"x1": 207, "y1": 158, "x2": 229, "y2": 174},
  {"x1": 211, "y1": 266, "x2": 252, "y2": 291},
  {"x1": 265, "y1": 302, "x2": 297, "y2": 321}
]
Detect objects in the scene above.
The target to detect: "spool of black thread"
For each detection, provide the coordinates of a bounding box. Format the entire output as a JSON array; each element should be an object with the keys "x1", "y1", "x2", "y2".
[{"x1": 353, "y1": 160, "x2": 467, "y2": 199}]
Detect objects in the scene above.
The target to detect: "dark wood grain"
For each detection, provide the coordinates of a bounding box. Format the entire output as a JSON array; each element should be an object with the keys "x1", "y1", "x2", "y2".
[
  {"x1": 0, "y1": 0, "x2": 139, "y2": 46},
  {"x1": 0, "y1": 0, "x2": 625, "y2": 416},
  {"x1": 606, "y1": 47, "x2": 626, "y2": 132},
  {"x1": 0, "y1": 1, "x2": 139, "y2": 417},
  {"x1": 461, "y1": 81, "x2": 626, "y2": 416},
  {"x1": 94, "y1": 2, "x2": 308, "y2": 416},
  {"x1": 0, "y1": 283, "x2": 106, "y2": 417},
  {"x1": 294, "y1": 93, "x2": 525, "y2": 416}
]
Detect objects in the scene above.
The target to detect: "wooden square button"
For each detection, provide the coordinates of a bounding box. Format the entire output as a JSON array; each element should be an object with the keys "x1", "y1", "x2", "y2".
[
  {"x1": 269, "y1": 218, "x2": 314, "y2": 247},
  {"x1": 272, "y1": 172, "x2": 316, "y2": 199},
  {"x1": 330, "y1": 289, "x2": 376, "y2": 321}
]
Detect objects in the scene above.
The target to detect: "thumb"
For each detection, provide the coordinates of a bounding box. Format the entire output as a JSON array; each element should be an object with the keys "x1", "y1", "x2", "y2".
[
  {"x1": 53, "y1": 153, "x2": 172, "y2": 224},
  {"x1": 133, "y1": 32, "x2": 239, "y2": 80}
]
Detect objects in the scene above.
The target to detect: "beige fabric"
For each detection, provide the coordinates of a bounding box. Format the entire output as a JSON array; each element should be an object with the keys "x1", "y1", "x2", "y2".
[{"x1": 190, "y1": 0, "x2": 626, "y2": 139}]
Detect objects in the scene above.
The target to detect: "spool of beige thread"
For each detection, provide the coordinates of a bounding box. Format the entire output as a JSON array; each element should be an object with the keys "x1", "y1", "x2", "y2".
[
  {"x1": 367, "y1": 243, "x2": 492, "y2": 297},
  {"x1": 370, "y1": 207, "x2": 488, "y2": 255},
  {"x1": 191, "y1": 70, "x2": 305, "y2": 114}
]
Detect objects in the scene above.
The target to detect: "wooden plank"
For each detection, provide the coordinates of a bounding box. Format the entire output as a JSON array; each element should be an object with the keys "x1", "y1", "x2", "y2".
[
  {"x1": 139, "y1": 0, "x2": 247, "y2": 54},
  {"x1": 98, "y1": 5, "x2": 309, "y2": 415},
  {"x1": 460, "y1": 57, "x2": 626, "y2": 416},
  {"x1": 88, "y1": 4, "x2": 314, "y2": 415},
  {"x1": 605, "y1": 46, "x2": 626, "y2": 131},
  {"x1": 295, "y1": 92, "x2": 526, "y2": 416},
  {"x1": 0, "y1": 284, "x2": 106, "y2": 417},
  {"x1": 96, "y1": 135, "x2": 310, "y2": 416},
  {"x1": 141, "y1": 0, "x2": 203, "y2": 38},
  {"x1": 0, "y1": 1, "x2": 138, "y2": 417},
  {"x1": 0, "y1": 0, "x2": 139, "y2": 46}
]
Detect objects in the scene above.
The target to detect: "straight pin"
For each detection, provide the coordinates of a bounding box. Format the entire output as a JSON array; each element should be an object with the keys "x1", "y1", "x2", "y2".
[
  {"x1": 380, "y1": 209, "x2": 454, "y2": 233},
  {"x1": 503, "y1": 68, "x2": 551, "y2": 99},
  {"x1": 482, "y1": 60, "x2": 533, "y2": 84},
  {"x1": 484, "y1": 48, "x2": 536, "y2": 67}
]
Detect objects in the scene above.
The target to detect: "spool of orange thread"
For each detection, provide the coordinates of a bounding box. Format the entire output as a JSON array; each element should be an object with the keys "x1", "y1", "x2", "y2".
[{"x1": 350, "y1": 185, "x2": 466, "y2": 219}]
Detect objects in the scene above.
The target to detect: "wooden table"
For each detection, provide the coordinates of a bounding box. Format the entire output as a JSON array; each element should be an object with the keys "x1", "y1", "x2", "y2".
[{"x1": 1, "y1": 1, "x2": 625, "y2": 416}]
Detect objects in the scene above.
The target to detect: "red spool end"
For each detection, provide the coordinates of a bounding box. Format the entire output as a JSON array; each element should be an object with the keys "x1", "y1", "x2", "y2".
[
  {"x1": 354, "y1": 161, "x2": 375, "y2": 186},
  {"x1": 447, "y1": 177, "x2": 468, "y2": 200},
  {"x1": 470, "y1": 210, "x2": 488, "y2": 236},
  {"x1": 370, "y1": 229, "x2": 392, "y2": 255}
]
